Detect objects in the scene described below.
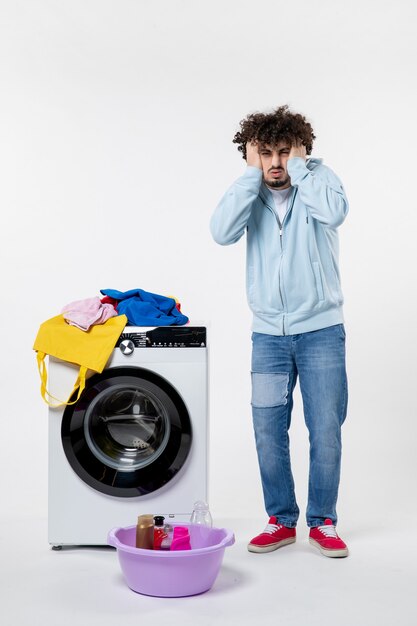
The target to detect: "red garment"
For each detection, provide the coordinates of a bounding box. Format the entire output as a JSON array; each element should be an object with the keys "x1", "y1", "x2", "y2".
[{"x1": 101, "y1": 296, "x2": 119, "y2": 312}]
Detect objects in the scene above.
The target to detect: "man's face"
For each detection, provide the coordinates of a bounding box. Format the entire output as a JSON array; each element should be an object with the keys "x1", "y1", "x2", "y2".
[{"x1": 259, "y1": 141, "x2": 292, "y2": 189}]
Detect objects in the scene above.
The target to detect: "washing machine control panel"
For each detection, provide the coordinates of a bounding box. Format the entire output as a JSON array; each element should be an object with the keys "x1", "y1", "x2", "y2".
[{"x1": 117, "y1": 326, "x2": 206, "y2": 349}]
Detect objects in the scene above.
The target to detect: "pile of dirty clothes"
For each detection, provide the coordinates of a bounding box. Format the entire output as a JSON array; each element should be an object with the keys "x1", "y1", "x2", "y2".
[
  {"x1": 33, "y1": 288, "x2": 189, "y2": 407},
  {"x1": 62, "y1": 288, "x2": 189, "y2": 331}
]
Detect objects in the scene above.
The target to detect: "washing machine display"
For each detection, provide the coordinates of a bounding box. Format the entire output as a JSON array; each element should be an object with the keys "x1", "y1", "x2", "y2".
[{"x1": 61, "y1": 367, "x2": 192, "y2": 497}]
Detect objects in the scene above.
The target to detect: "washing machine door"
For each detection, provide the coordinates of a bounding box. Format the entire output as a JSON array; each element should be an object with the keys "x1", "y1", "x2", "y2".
[{"x1": 61, "y1": 367, "x2": 192, "y2": 497}]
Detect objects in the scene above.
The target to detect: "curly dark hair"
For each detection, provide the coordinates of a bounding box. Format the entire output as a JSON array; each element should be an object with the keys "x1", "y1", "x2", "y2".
[{"x1": 233, "y1": 105, "x2": 316, "y2": 159}]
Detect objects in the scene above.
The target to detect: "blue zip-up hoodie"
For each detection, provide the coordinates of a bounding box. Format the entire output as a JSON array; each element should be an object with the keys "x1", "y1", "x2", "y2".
[{"x1": 210, "y1": 157, "x2": 349, "y2": 335}]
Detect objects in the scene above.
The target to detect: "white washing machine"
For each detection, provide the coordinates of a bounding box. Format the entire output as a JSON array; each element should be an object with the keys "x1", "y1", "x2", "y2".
[{"x1": 48, "y1": 326, "x2": 208, "y2": 547}]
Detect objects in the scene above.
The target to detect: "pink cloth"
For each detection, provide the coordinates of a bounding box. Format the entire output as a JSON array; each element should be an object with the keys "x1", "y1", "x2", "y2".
[{"x1": 62, "y1": 296, "x2": 118, "y2": 331}]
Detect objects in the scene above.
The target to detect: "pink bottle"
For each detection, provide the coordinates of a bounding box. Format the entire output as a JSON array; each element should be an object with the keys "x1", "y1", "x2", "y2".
[{"x1": 170, "y1": 526, "x2": 191, "y2": 551}]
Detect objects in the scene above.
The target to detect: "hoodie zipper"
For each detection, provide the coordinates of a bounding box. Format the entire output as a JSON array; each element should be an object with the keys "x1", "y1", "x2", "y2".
[
  {"x1": 260, "y1": 189, "x2": 297, "y2": 336},
  {"x1": 275, "y1": 214, "x2": 285, "y2": 334}
]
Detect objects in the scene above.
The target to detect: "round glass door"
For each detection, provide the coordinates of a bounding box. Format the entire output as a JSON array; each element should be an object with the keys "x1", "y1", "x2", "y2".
[{"x1": 61, "y1": 367, "x2": 192, "y2": 497}]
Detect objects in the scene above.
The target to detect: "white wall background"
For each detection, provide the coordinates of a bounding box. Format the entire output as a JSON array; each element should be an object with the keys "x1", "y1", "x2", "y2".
[{"x1": 1, "y1": 0, "x2": 416, "y2": 525}]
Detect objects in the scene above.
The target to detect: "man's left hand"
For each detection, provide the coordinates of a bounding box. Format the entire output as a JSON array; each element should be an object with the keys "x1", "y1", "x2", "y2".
[{"x1": 289, "y1": 140, "x2": 307, "y2": 161}]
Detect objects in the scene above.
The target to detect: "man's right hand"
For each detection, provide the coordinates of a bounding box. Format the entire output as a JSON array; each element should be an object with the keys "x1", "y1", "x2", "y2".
[{"x1": 246, "y1": 141, "x2": 262, "y2": 170}]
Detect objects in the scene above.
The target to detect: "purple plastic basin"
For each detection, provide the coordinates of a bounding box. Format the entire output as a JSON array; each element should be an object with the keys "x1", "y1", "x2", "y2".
[{"x1": 108, "y1": 523, "x2": 235, "y2": 597}]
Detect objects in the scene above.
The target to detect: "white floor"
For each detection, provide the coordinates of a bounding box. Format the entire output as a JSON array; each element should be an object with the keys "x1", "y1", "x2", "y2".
[{"x1": 1, "y1": 515, "x2": 415, "y2": 626}]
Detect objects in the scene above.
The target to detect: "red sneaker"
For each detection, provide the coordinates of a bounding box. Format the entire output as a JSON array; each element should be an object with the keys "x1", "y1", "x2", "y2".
[
  {"x1": 248, "y1": 516, "x2": 296, "y2": 553},
  {"x1": 309, "y1": 519, "x2": 349, "y2": 558}
]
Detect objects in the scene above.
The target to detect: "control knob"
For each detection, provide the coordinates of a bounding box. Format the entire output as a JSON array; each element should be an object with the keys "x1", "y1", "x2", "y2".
[{"x1": 120, "y1": 339, "x2": 135, "y2": 355}]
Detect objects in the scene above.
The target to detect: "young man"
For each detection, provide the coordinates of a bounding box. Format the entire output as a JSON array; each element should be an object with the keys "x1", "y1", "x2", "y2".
[{"x1": 210, "y1": 105, "x2": 349, "y2": 558}]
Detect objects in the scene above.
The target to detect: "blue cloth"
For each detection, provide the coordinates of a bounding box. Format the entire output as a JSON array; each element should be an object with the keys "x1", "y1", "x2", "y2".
[
  {"x1": 210, "y1": 157, "x2": 349, "y2": 336},
  {"x1": 100, "y1": 289, "x2": 189, "y2": 326},
  {"x1": 251, "y1": 324, "x2": 348, "y2": 527}
]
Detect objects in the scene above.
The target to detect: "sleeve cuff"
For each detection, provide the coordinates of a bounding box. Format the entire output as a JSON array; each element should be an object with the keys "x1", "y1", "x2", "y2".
[
  {"x1": 287, "y1": 157, "x2": 310, "y2": 184},
  {"x1": 244, "y1": 165, "x2": 263, "y2": 178}
]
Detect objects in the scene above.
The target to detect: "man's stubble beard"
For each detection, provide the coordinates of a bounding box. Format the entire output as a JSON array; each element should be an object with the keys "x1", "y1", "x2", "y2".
[{"x1": 265, "y1": 175, "x2": 291, "y2": 189}]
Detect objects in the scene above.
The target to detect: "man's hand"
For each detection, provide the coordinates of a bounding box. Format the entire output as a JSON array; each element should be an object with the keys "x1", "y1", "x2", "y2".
[
  {"x1": 246, "y1": 141, "x2": 262, "y2": 169},
  {"x1": 289, "y1": 139, "x2": 307, "y2": 161}
]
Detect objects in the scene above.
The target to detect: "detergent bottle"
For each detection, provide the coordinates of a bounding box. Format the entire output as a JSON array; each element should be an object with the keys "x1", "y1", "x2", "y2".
[
  {"x1": 153, "y1": 516, "x2": 168, "y2": 550},
  {"x1": 170, "y1": 526, "x2": 191, "y2": 551},
  {"x1": 135, "y1": 514, "x2": 154, "y2": 549}
]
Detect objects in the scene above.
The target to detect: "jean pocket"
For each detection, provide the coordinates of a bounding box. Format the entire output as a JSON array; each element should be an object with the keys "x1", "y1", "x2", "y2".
[
  {"x1": 251, "y1": 372, "x2": 289, "y2": 408},
  {"x1": 338, "y1": 324, "x2": 346, "y2": 340}
]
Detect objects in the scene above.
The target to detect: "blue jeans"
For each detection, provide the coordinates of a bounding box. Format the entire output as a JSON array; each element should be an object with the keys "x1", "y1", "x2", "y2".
[{"x1": 251, "y1": 324, "x2": 348, "y2": 527}]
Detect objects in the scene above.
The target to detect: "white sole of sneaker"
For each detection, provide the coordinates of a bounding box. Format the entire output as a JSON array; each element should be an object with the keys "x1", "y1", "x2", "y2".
[
  {"x1": 247, "y1": 537, "x2": 296, "y2": 553},
  {"x1": 309, "y1": 537, "x2": 349, "y2": 558}
]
